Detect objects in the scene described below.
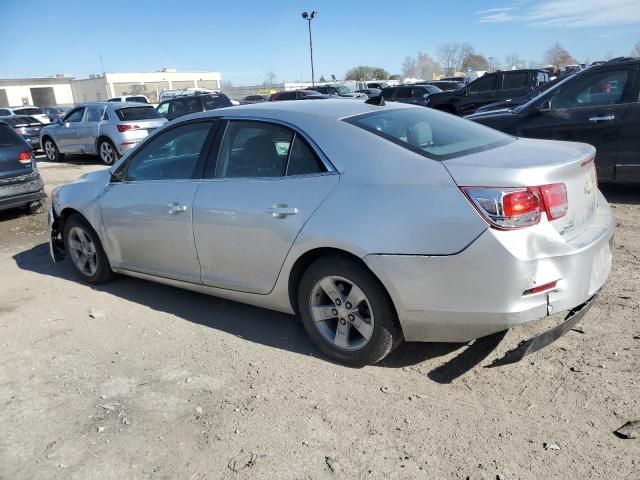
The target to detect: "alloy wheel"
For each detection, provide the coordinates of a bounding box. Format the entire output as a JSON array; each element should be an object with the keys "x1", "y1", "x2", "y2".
[
  {"x1": 100, "y1": 142, "x2": 115, "y2": 165},
  {"x1": 44, "y1": 140, "x2": 56, "y2": 161},
  {"x1": 309, "y1": 275, "x2": 375, "y2": 351},
  {"x1": 67, "y1": 226, "x2": 98, "y2": 276}
]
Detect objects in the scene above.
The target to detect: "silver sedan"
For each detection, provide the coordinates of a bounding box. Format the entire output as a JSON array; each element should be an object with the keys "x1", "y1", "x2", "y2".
[{"x1": 49, "y1": 100, "x2": 614, "y2": 365}]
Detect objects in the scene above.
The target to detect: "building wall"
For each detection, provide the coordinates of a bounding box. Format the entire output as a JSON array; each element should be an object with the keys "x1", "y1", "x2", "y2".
[
  {"x1": 71, "y1": 77, "x2": 110, "y2": 103},
  {"x1": 0, "y1": 80, "x2": 74, "y2": 107}
]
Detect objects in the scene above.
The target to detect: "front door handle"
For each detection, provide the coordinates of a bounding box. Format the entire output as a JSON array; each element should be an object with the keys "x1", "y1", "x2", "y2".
[
  {"x1": 589, "y1": 115, "x2": 615, "y2": 122},
  {"x1": 167, "y1": 202, "x2": 188, "y2": 214},
  {"x1": 269, "y1": 204, "x2": 298, "y2": 218}
]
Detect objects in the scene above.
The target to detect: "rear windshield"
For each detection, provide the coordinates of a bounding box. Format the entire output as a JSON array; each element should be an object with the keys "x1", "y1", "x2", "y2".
[
  {"x1": 202, "y1": 94, "x2": 232, "y2": 110},
  {"x1": 15, "y1": 107, "x2": 42, "y2": 115},
  {"x1": 3, "y1": 116, "x2": 39, "y2": 126},
  {"x1": 345, "y1": 108, "x2": 514, "y2": 160},
  {"x1": 115, "y1": 106, "x2": 163, "y2": 121},
  {"x1": 126, "y1": 96, "x2": 149, "y2": 104},
  {"x1": 0, "y1": 124, "x2": 24, "y2": 146}
]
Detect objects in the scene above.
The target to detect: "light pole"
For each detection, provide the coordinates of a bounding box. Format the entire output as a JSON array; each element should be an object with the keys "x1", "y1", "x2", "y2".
[{"x1": 301, "y1": 11, "x2": 317, "y2": 86}]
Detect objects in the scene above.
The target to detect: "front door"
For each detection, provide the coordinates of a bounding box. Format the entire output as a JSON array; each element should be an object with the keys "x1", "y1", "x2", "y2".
[
  {"x1": 56, "y1": 106, "x2": 85, "y2": 153},
  {"x1": 193, "y1": 119, "x2": 339, "y2": 294},
  {"x1": 77, "y1": 105, "x2": 104, "y2": 154},
  {"x1": 518, "y1": 67, "x2": 634, "y2": 181},
  {"x1": 101, "y1": 120, "x2": 215, "y2": 282},
  {"x1": 613, "y1": 66, "x2": 640, "y2": 181}
]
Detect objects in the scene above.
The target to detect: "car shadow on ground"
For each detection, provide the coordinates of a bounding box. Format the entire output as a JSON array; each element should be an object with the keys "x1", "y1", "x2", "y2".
[
  {"x1": 14, "y1": 242, "x2": 506, "y2": 383},
  {"x1": 35, "y1": 153, "x2": 102, "y2": 166},
  {"x1": 600, "y1": 183, "x2": 640, "y2": 206}
]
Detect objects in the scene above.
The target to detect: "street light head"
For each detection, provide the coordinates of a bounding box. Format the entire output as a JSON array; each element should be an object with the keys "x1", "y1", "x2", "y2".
[
  {"x1": 301, "y1": 11, "x2": 308, "y2": 19},
  {"x1": 310, "y1": 11, "x2": 317, "y2": 18}
]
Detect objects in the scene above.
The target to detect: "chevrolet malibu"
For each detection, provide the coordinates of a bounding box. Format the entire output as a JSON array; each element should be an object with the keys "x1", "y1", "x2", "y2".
[{"x1": 48, "y1": 100, "x2": 614, "y2": 366}]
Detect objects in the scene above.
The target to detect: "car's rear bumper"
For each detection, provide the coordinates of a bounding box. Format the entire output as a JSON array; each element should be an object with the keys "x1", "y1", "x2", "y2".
[
  {"x1": 364, "y1": 191, "x2": 614, "y2": 342},
  {"x1": 0, "y1": 173, "x2": 45, "y2": 211}
]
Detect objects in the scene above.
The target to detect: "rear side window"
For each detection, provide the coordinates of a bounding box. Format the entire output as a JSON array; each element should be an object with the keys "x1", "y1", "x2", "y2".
[
  {"x1": 85, "y1": 106, "x2": 102, "y2": 122},
  {"x1": 345, "y1": 108, "x2": 514, "y2": 160},
  {"x1": 395, "y1": 87, "x2": 413, "y2": 99},
  {"x1": 15, "y1": 107, "x2": 42, "y2": 115},
  {"x1": 0, "y1": 109, "x2": 11, "y2": 116},
  {"x1": 116, "y1": 106, "x2": 163, "y2": 121},
  {"x1": 381, "y1": 87, "x2": 395, "y2": 99},
  {"x1": 286, "y1": 135, "x2": 326, "y2": 176},
  {"x1": 277, "y1": 91, "x2": 296, "y2": 100},
  {"x1": 502, "y1": 72, "x2": 529, "y2": 90},
  {"x1": 202, "y1": 94, "x2": 232, "y2": 110},
  {"x1": 0, "y1": 124, "x2": 24, "y2": 146}
]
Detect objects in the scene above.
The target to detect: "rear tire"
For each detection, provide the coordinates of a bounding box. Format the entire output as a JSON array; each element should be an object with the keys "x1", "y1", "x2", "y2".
[
  {"x1": 63, "y1": 214, "x2": 114, "y2": 284},
  {"x1": 297, "y1": 255, "x2": 402, "y2": 366},
  {"x1": 98, "y1": 139, "x2": 119, "y2": 165},
  {"x1": 43, "y1": 137, "x2": 63, "y2": 162}
]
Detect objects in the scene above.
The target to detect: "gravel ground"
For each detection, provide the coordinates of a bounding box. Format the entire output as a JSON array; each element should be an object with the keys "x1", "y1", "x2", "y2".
[{"x1": 0, "y1": 157, "x2": 638, "y2": 480}]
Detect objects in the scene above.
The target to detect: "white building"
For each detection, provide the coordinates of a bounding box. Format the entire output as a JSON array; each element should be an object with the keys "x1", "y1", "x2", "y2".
[
  {"x1": 71, "y1": 70, "x2": 222, "y2": 104},
  {"x1": 0, "y1": 76, "x2": 75, "y2": 107}
]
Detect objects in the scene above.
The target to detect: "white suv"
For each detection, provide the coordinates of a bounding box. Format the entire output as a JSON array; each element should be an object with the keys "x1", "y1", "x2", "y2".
[{"x1": 0, "y1": 106, "x2": 50, "y2": 124}]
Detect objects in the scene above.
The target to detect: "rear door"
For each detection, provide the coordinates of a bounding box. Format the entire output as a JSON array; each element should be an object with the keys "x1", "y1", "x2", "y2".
[
  {"x1": 499, "y1": 71, "x2": 532, "y2": 101},
  {"x1": 613, "y1": 65, "x2": 640, "y2": 181},
  {"x1": 101, "y1": 120, "x2": 217, "y2": 282},
  {"x1": 518, "y1": 66, "x2": 635, "y2": 180},
  {"x1": 192, "y1": 119, "x2": 339, "y2": 294},
  {"x1": 462, "y1": 74, "x2": 498, "y2": 114}
]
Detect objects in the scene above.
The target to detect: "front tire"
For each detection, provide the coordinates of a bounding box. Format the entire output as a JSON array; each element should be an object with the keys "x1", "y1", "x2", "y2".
[
  {"x1": 298, "y1": 255, "x2": 401, "y2": 366},
  {"x1": 63, "y1": 214, "x2": 114, "y2": 284},
  {"x1": 98, "y1": 139, "x2": 119, "y2": 165},
  {"x1": 43, "y1": 138, "x2": 63, "y2": 162}
]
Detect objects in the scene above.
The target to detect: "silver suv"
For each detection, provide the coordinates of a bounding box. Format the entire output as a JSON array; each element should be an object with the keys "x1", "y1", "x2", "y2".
[{"x1": 40, "y1": 102, "x2": 167, "y2": 165}]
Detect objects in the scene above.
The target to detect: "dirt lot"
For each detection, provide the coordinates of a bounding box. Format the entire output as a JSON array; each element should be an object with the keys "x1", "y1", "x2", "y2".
[{"x1": 0, "y1": 157, "x2": 638, "y2": 480}]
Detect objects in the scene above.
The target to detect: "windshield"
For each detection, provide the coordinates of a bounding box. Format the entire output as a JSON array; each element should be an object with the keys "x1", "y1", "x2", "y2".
[
  {"x1": 345, "y1": 107, "x2": 514, "y2": 160},
  {"x1": 514, "y1": 72, "x2": 579, "y2": 113}
]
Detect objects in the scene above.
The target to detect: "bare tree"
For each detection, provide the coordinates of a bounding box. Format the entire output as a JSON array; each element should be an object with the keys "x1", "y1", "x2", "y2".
[
  {"x1": 504, "y1": 53, "x2": 523, "y2": 70},
  {"x1": 265, "y1": 71, "x2": 276, "y2": 87},
  {"x1": 455, "y1": 42, "x2": 474, "y2": 71},
  {"x1": 436, "y1": 42, "x2": 459, "y2": 74},
  {"x1": 633, "y1": 41, "x2": 640, "y2": 57},
  {"x1": 416, "y1": 52, "x2": 441, "y2": 80},
  {"x1": 401, "y1": 56, "x2": 419, "y2": 78},
  {"x1": 543, "y1": 43, "x2": 576, "y2": 69}
]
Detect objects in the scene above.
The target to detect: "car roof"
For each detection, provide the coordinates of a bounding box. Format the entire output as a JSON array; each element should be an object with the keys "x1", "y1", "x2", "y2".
[{"x1": 191, "y1": 98, "x2": 410, "y2": 122}]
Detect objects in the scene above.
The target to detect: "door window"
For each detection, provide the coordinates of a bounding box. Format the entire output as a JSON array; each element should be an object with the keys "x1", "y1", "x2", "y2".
[
  {"x1": 468, "y1": 75, "x2": 496, "y2": 94},
  {"x1": 63, "y1": 107, "x2": 85, "y2": 123},
  {"x1": 125, "y1": 122, "x2": 212, "y2": 181},
  {"x1": 156, "y1": 102, "x2": 169, "y2": 116},
  {"x1": 395, "y1": 87, "x2": 413, "y2": 99},
  {"x1": 381, "y1": 87, "x2": 395, "y2": 99},
  {"x1": 502, "y1": 72, "x2": 529, "y2": 90},
  {"x1": 552, "y1": 70, "x2": 629, "y2": 109},
  {"x1": 215, "y1": 121, "x2": 293, "y2": 178},
  {"x1": 85, "y1": 106, "x2": 102, "y2": 122}
]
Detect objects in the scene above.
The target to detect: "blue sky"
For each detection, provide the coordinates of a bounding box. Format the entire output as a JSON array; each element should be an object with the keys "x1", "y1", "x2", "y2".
[{"x1": 1, "y1": 0, "x2": 639, "y2": 84}]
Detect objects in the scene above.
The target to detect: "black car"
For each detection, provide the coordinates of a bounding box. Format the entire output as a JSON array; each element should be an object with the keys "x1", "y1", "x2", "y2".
[
  {"x1": 269, "y1": 90, "x2": 328, "y2": 101},
  {"x1": 305, "y1": 85, "x2": 364, "y2": 98},
  {"x1": 355, "y1": 88, "x2": 382, "y2": 98},
  {"x1": 2, "y1": 115, "x2": 44, "y2": 150},
  {"x1": 380, "y1": 84, "x2": 442, "y2": 107},
  {"x1": 473, "y1": 73, "x2": 577, "y2": 114},
  {"x1": 0, "y1": 121, "x2": 45, "y2": 214},
  {"x1": 426, "y1": 69, "x2": 549, "y2": 116},
  {"x1": 467, "y1": 58, "x2": 640, "y2": 182},
  {"x1": 156, "y1": 93, "x2": 233, "y2": 121},
  {"x1": 241, "y1": 94, "x2": 270, "y2": 104},
  {"x1": 417, "y1": 81, "x2": 466, "y2": 91}
]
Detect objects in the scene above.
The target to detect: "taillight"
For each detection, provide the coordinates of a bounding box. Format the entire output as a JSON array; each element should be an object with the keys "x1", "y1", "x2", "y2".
[
  {"x1": 18, "y1": 151, "x2": 32, "y2": 164},
  {"x1": 116, "y1": 124, "x2": 139, "y2": 132},
  {"x1": 462, "y1": 183, "x2": 568, "y2": 230}
]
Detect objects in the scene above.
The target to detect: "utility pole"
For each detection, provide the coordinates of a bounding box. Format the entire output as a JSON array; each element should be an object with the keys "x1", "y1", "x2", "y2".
[{"x1": 301, "y1": 11, "x2": 317, "y2": 85}]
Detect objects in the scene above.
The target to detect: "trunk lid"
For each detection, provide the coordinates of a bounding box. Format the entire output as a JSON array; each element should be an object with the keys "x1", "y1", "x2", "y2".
[
  {"x1": 444, "y1": 138, "x2": 598, "y2": 242},
  {"x1": 0, "y1": 125, "x2": 33, "y2": 179}
]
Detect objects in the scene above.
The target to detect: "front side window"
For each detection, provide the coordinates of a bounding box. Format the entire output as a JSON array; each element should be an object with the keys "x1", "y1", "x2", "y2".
[
  {"x1": 63, "y1": 107, "x2": 85, "y2": 123},
  {"x1": 156, "y1": 102, "x2": 169, "y2": 116},
  {"x1": 381, "y1": 88, "x2": 395, "y2": 99},
  {"x1": 125, "y1": 122, "x2": 212, "y2": 181},
  {"x1": 502, "y1": 72, "x2": 529, "y2": 90},
  {"x1": 345, "y1": 108, "x2": 514, "y2": 160},
  {"x1": 552, "y1": 69, "x2": 629, "y2": 109},
  {"x1": 468, "y1": 74, "x2": 496, "y2": 94},
  {"x1": 85, "y1": 106, "x2": 102, "y2": 122}
]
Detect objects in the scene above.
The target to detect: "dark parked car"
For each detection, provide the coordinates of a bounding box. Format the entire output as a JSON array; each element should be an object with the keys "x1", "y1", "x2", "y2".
[
  {"x1": 156, "y1": 93, "x2": 233, "y2": 121},
  {"x1": 355, "y1": 88, "x2": 382, "y2": 98},
  {"x1": 380, "y1": 84, "x2": 442, "y2": 107},
  {"x1": 473, "y1": 73, "x2": 577, "y2": 114},
  {"x1": 426, "y1": 69, "x2": 549, "y2": 116},
  {"x1": 42, "y1": 106, "x2": 69, "y2": 122},
  {"x1": 305, "y1": 85, "x2": 365, "y2": 98},
  {"x1": 269, "y1": 90, "x2": 328, "y2": 101},
  {"x1": 467, "y1": 58, "x2": 640, "y2": 182},
  {"x1": 2, "y1": 116, "x2": 44, "y2": 150},
  {"x1": 0, "y1": 121, "x2": 45, "y2": 214},
  {"x1": 417, "y1": 81, "x2": 466, "y2": 91},
  {"x1": 241, "y1": 94, "x2": 270, "y2": 104}
]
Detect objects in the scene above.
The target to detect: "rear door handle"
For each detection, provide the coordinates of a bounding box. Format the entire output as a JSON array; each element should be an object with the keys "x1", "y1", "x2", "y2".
[
  {"x1": 269, "y1": 204, "x2": 298, "y2": 218},
  {"x1": 167, "y1": 202, "x2": 188, "y2": 214},
  {"x1": 589, "y1": 115, "x2": 615, "y2": 122}
]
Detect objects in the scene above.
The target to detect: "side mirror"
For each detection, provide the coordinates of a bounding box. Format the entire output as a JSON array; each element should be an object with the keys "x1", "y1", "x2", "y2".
[
  {"x1": 56, "y1": 118, "x2": 63, "y2": 125},
  {"x1": 538, "y1": 99, "x2": 552, "y2": 112}
]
